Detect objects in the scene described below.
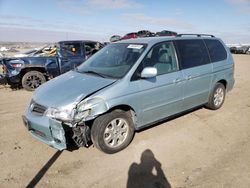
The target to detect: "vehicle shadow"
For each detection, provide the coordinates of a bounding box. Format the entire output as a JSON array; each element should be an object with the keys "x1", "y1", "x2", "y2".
[
  {"x1": 127, "y1": 149, "x2": 171, "y2": 188},
  {"x1": 26, "y1": 150, "x2": 62, "y2": 188}
]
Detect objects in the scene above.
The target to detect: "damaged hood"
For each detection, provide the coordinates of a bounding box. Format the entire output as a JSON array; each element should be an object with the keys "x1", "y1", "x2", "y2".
[{"x1": 32, "y1": 71, "x2": 116, "y2": 107}]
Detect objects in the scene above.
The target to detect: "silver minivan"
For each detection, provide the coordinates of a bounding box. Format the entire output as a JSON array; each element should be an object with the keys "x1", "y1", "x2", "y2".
[{"x1": 23, "y1": 34, "x2": 235, "y2": 154}]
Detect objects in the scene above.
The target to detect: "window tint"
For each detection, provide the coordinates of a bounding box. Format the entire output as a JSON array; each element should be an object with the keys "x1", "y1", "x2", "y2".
[
  {"x1": 141, "y1": 42, "x2": 178, "y2": 75},
  {"x1": 175, "y1": 39, "x2": 210, "y2": 69},
  {"x1": 204, "y1": 39, "x2": 227, "y2": 62},
  {"x1": 60, "y1": 42, "x2": 82, "y2": 57}
]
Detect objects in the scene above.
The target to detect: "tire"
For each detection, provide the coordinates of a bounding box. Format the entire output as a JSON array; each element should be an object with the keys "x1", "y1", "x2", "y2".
[
  {"x1": 91, "y1": 110, "x2": 135, "y2": 154},
  {"x1": 206, "y1": 83, "x2": 226, "y2": 110},
  {"x1": 21, "y1": 71, "x2": 46, "y2": 91}
]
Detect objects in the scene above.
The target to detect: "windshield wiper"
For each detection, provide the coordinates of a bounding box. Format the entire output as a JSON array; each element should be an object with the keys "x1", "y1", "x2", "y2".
[{"x1": 82, "y1": 70, "x2": 106, "y2": 78}]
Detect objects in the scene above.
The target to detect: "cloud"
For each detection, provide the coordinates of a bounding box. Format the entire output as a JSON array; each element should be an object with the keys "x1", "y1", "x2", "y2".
[
  {"x1": 0, "y1": 26, "x2": 107, "y2": 42},
  {"x1": 121, "y1": 13, "x2": 194, "y2": 30},
  {"x1": 0, "y1": 14, "x2": 88, "y2": 33},
  {"x1": 174, "y1": 8, "x2": 184, "y2": 16},
  {"x1": 87, "y1": 0, "x2": 141, "y2": 9},
  {"x1": 228, "y1": 0, "x2": 250, "y2": 4},
  {"x1": 227, "y1": 0, "x2": 250, "y2": 14},
  {"x1": 0, "y1": 14, "x2": 44, "y2": 24},
  {"x1": 58, "y1": 0, "x2": 142, "y2": 15}
]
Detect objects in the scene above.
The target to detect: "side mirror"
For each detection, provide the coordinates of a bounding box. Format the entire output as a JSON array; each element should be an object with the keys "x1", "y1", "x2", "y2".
[{"x1": 141, "y1": 67, "x2": 157, "y2": 78}]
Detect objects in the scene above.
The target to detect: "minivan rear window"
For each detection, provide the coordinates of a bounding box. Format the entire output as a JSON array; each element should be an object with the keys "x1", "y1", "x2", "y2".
[
  {"x1": 175, "y1": 39, "x2": 210, "y2": 69},
  {"x1": 204, "y1": 39, "x2": 227, "y2": 62}
]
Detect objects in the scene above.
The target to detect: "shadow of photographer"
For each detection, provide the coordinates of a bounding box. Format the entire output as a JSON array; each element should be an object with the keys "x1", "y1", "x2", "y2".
[{"x1": 127, "y1": 149, "x2": 171, "y2": 188}]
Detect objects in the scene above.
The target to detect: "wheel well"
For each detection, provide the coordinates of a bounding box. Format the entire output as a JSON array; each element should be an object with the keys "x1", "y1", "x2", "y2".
[
  {"x1": 108, "y1": 105, "x2": 137, "y2": 124},
  {"x1": 20, "y1": 67, "x2": 47, "y2": 78},
  {"x1": 217, "y1": 79, "x2": 227, "y2": 89}
]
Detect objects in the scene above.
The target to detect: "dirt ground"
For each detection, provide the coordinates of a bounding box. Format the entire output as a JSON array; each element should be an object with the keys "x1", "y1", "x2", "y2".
[{"x1": 0, "y1": 54, "x2": 250, "y2": 188}]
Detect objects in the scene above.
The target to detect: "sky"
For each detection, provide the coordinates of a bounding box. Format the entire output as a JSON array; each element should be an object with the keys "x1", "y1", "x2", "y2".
[{"x1": 0, "y1": 0, "x2": 249, "y2": 44}]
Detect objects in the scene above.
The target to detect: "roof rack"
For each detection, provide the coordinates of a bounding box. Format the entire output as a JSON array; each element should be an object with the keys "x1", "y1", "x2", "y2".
[{"x1": 176, "y1": 34, "x2": 215, "y2": 38}]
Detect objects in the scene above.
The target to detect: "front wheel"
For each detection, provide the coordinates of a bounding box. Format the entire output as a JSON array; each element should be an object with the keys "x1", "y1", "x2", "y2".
[
  {"x1": 21, "y1": 71, "x2": 46, "y2": 91},
  {"x1": 91, "y1": 110, "x2": 135, "y2": 154},
  {"x1": 206, "y1": 83, "x2": 226, "y2": 110}
]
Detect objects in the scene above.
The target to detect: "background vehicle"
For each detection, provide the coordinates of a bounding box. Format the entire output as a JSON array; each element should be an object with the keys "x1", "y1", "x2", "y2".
[
  {"x1": 230, "y1": 46, "x2": 249, "y2": 54},
  {"x1": 1, "y1": 40, "x2": 103, "y2": 91},
  {"x1": 0, "y1": 60, "x2": 7, "y2": 84},
  {"x1": 14, "y1": 49, "x2": 38, "y2": 57},
  {"x1": 120, "y1": 32, "x2": 138, "y2": 40},
  {"x1": 137, "y1": 30, "x2": 155, "y2": 37},
  {"x1": 109, "y1": 35, "x2": 121, "y2": 42},
  {"x1": 155, "y1": 30, "x2": 177, "y2": 36}
]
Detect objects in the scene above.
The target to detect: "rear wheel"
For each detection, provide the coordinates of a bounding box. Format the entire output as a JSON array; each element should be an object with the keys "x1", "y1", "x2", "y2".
[
  {"x1": 206, "y1": 83, "x2": 226, "y2": 110},
  {"x1": 21, "y1": 71, "x2": 46, "y2": 91},
  {"x1": 91, "y1": 110, "x2": 135, "y2": 154}
]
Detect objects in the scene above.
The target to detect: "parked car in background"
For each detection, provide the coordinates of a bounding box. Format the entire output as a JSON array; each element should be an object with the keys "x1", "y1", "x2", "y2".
[
  {"x1": 0, "y1": 60, "x2": 7, "y2": 84},
  {"x1": 230, "y1": 46, "x2": 249, "y2": 54},
  {"x1": 155, "y1": 30, "x2": 177, "y2": 36},
  {"x1": 137, "y1": 30, "x2": 155, "y2": 37},
  {"x1": 23, "y1": 34, "x2": 234, "y2": 154},
  {"x1": 109, "y1": 35, "x2": 121, "y2": 42},
  {"x1": 1, "y1": 40, "x2": 103, "y2": 91},
  {"x1": 14, "y1": 49, "x2": 38, "y2": 57},
  {"x1": 120, "y1": 32, "x2": 138, "y2": 40}
]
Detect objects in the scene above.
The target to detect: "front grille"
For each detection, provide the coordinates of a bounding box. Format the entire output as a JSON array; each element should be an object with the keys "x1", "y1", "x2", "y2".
[{"x1": 30, "y1": 100, "x2": 47, "y2": 116}]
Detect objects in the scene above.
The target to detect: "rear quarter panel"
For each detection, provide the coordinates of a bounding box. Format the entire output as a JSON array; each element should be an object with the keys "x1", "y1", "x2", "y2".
[{"x1": 211, "y1": 50, "x2": 235, "y2": 92}]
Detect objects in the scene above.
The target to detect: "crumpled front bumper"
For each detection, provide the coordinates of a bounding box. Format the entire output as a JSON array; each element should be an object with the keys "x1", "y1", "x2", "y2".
[{"x1": 22, "y1": 109, "x2": 67, "y2": 150}]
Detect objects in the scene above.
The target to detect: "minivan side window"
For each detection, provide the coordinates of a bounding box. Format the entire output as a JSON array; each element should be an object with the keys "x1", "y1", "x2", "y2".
[
  {"x1": 204, "y1": 39, "x2": 227, "y2": 62},
  {"x1": 141, "y1": 42, "x2": 178, "y2": 75},
  {"x1": 175, "y1": 39, "x2": 210, "y2": 69}
]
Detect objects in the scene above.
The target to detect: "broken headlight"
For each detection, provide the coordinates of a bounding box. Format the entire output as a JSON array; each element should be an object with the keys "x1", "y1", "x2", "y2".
[
  {"x1": 74, "y1": 97, "x2": 108, "y2": 122},
  {"x1": 45, "y1": 97, "x2": 108, "y2": 124},
  {"x1": 45, "y1": 105, "x2": 75, "y2": 123}
]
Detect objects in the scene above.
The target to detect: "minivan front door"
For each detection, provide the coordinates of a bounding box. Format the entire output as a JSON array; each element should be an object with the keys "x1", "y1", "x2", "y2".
[
  {"x1": 131, "y1": 42, "x2": 185, "y2": 128},
  {"x1": 136, "y1": 71, "x2": 184, "y2": 127}
]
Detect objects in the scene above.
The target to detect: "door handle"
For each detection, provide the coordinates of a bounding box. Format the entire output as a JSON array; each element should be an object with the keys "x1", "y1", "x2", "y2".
[
  {"x1": 173, "y1": 78, "x2": 182, "y2": 84},
  {"x1": 186, "y1": 74, "x2": 200, "y2": 80}
]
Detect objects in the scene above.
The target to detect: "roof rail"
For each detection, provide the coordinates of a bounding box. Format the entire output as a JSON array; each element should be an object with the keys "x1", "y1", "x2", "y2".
[{"x1": 176, "y1": 34, "x2": 215, "y2": 38}]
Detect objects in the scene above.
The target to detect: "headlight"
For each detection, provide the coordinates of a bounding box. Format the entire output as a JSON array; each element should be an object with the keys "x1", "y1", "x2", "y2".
[
  {"x1": 45, "y1": 97, "x2": 108, "y2": 123},
  {"x1": 45, "y1": 107, "x2": 75, "y2": 122},
  {"x1": 74, "y1": 97, "x2": 108, "y2": 122},
  {"x1": 45, "y1": 103, "x2": 76, "y2": 122}
]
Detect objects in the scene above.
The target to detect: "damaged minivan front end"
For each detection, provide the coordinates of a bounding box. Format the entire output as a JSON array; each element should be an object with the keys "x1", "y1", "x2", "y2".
[
  {"x1": 23, "y1": 70, "x2": 116, "y2": 150},
  {"x1": 23, "y1": 42, "x2": 148, "y2": 153}
]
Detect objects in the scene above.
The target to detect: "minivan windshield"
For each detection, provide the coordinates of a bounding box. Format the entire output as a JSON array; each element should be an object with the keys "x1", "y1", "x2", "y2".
[{"x1": 76, "y1": 43, "x2": 147, "y2": 79}]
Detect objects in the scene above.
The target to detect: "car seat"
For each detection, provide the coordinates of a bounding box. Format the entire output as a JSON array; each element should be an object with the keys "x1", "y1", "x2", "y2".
[{"x1": 154, "y1": 49, "x2": 172, "y2": 75}]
